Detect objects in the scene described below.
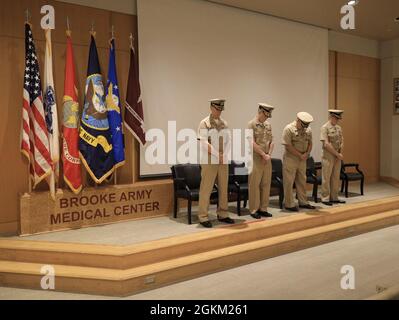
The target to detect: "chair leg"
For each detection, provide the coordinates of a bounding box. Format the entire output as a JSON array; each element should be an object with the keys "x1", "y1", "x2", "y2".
[
  {"x1": 244, "y1": 198, "x2": 247, "y2": 208},
  {"x1": 361, "y1": 178, "x2": 364, "y2": 195},
  {"x1": 345, "y1": 180, "x2": 349, "y2": 198},
  {"x1": 188, "y1": 198, "x2": 192, "y2": 225},
  {"x1": 237, "y1": 192, "x2": 241, "y2": 216},
  {"x1": 341, "y1": 180, "x2": 344, "y2": 193},
  {"x1": 313, "y1": 183, "x2": 318, "y2": 203},
  {"x1": 279, "y1": 187, "x2": 284, "y2": 209},
  {"x1": 173, "y1": 195, "x2": 178, "y2": 218}
]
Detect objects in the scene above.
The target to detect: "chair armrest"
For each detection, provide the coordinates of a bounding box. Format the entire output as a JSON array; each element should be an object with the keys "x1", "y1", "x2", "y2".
[
  {"x1": 343, "y1": 163, "x2": 364, "y2": 175},
  {"x1": 355, "y1": 165, "x2": 364, "y2": 175},
  {"x1": 310, "y1": 173, "x2": 318, "y2": 181},
  {"x1": 343, "y1": 163, "x2": 359, "y2": 168},
  {"x1": 274, "y1": 176, "x2": 282, "y2": 185},
  {"x1": 173, "y1": 178, "x2": 190, "y2": 193},
  {"x1": 315, "y1": 162, "x2": 322, "y2": 170}
]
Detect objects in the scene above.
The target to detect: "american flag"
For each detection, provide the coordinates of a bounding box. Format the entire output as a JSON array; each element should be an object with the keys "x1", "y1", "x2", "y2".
[{"x1": 21, "y1": 23, "x2": 52, "y2": 187}]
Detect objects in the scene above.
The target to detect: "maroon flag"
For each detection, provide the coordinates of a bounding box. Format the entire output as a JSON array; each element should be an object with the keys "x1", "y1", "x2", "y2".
[{"x1": 124, "y1": 37, "x2": 146, "y2": 145}]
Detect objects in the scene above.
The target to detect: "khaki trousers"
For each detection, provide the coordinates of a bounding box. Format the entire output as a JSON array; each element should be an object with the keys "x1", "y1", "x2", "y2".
[
  {"x1": 249, "y1": 155, "x2": 272, "y2": 213},
  {"x1": 283, "y1": 155, "x2": 309, "y2": 208},
  {"x1": 198, "y1": 164, "x2": 229, "y2": 222},
  {"x1": 321, "y1": 156, "x2": 341, "y2": 202}
]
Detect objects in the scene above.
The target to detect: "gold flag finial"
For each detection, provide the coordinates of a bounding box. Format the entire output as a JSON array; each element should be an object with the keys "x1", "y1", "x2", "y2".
[
  {"x1": 90, "y1": 21, "x2": 96, "y2": 38},
  {"x1": 129, "y1": 33, "x2": 134, "y2": 49},
  {"x1": 25, "y1": 8, "x2": 32, "y2": 26},
  {"x1": 66, "y1": 16, "x2": 72, "y2": 37}
]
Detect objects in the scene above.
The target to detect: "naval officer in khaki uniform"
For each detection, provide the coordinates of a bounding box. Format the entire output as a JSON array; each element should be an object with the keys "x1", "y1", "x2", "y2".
[
  {"x1": 320, "y1": 110, "x2": 346, "y2": 206},
  {"x1": 282, "y1": 112, "x2": 316, "y2": 212},
  {"x1": 197, "y1": 99, "x2": 235, "y2": 228},
  {"x1": 248, "y1": 103, "x2": 275, "y2": 219}
]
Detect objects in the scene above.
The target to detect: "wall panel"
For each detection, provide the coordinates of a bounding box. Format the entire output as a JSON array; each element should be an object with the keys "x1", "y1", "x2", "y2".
[{"x1": 334, "y1": 52, "x2": 380, "y2": 182}]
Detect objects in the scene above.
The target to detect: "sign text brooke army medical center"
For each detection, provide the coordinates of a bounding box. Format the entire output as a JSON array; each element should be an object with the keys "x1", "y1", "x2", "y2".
[{"x1": 50, "y1": 189, "x2": 159, "y2": 225}]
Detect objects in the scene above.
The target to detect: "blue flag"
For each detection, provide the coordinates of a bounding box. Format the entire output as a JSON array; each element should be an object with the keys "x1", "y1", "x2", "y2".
[
  {"x1": 79, "y1": 35, "x2": 115, "y2": 184},
  {"x1": 106, "y1": 39, "x2": 125, "y2": 168}
]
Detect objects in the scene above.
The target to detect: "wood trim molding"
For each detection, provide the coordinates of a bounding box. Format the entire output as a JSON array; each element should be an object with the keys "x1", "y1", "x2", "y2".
[{"x1": 380, "y1": 176, "x2": 399, "y2": 188}]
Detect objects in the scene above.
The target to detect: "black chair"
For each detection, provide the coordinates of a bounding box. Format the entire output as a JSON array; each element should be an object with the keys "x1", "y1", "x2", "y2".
[
  {"x1": 228, "y1": 161, "x2": 248, "y2": 215},
  {"x1": 306, "y1": 157, "x2": 322, "y2": 203},
  {"x1": 340, "y1": 162, "x2": 365, "y2": 198},
  {"x1": 171, "y1": 164, "x2": 218, "y2": 225},
  {"x1": 271, "y1": 158, "x2": 284, "y2": 209}
]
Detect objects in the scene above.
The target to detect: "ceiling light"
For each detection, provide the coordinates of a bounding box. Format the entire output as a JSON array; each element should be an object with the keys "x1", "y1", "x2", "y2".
[{"x1": 347, "y1": 0, "x2": 359, "y2": 5}]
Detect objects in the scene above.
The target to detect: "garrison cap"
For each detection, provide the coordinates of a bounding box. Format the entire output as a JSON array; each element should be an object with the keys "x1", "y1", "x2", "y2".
[
  {"x1": 297, "y1": 112, "x2": 314, "y2": 128},
  {"x1": 209, "y1": 99, "x2": 225, "y2": 111},
  {"x1": 328, "y1": 109, "x2": 344, "y2": 119}
]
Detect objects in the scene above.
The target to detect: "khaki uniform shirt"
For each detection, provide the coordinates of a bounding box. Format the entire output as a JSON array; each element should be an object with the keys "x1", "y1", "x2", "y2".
[
  {"x1": 248, "y1": 117, "x2": 273, "y2": 154},
  {"x1": 282, "y1": 121, "x2": 312, "y2": 158},
  {"x1": 320, "y1": 121, "x2": 343, "y2": 159},
  {"x1": 198, "y1": 115, "x2": 229, "y2": 163}
]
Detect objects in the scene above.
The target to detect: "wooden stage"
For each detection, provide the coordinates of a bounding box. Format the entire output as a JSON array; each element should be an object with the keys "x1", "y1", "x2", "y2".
[{"x1": 0, "y1": 195, "x2": 399, "y2": 296}]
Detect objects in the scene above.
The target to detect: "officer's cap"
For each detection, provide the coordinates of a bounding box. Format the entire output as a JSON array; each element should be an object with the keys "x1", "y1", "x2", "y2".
[
  {"x1": 258, "y1": 103, "x2": 275, "y2": 115},
  {"x1": 258, "y1": 103, "x2": 274, "y2": 112},
  {"x1": 297, "y1": 112, "x2": 314, "y2": 128},
  {"x1": 328, "y1": 109, "x2": 344, "y2": 119},
  {"x1": 210, "y1": 99, "x2": 225, "y2": 111}
]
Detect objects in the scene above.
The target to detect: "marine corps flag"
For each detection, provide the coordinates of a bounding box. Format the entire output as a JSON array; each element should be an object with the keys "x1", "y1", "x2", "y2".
[
  {"x1": 124, "y1": 35, "x2": 146, "y2": 145},
  {"x1": 62, "y1": 30, "x2": 82, "y2": 193},
  {"x1": 79, "y1": 35, "x2": 115, "y2": 184},
  {"x1": 106, "y1": 39, "x2": 125, "y2": 168}
]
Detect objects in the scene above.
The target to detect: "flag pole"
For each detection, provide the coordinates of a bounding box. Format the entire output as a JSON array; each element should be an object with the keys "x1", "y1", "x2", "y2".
[
  {"x1": 110, "y1": 26, "x2": 118, "y2": 186},
  {"x1": 26, "y1": 9, "x2": 32, "y2": 194},
  {"x1": 28, "y1": 165, "x2": 32, "y2": 194}
]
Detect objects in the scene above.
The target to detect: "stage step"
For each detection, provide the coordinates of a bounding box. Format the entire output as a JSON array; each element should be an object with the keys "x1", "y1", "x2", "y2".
[
  {"x1": 0, "y1": 207, "x2": 398, "y2": 296},
  {"x1": 1, "y1": 196, "x2": 399, "y2": 270}
]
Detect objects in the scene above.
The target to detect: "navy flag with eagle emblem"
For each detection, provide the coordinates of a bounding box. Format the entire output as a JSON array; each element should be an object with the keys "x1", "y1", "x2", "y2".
[
  {"x1": 106, "y1": 38, "x2": 125, "y2": 168},
  {"x1": 79, "y1": 35, "x2": 115, "y2": 184}
]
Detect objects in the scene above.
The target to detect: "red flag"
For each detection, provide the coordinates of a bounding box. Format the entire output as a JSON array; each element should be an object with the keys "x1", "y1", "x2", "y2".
[
  {"x1": 124, "y1": 40, "x2": 146, "y2": 145},
  {"x1": 20, "y1": 23, "x2": 53, "y2": 187},
  {"x1": 62, "y1": 31, "x2": 82, "y2": 194}
]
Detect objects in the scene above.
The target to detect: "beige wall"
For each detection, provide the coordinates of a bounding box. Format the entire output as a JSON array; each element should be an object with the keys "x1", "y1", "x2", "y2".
[
  {"x1": 328, "y1": 31, "x2": 380, "y2": 59},
  {"x1": 56, "y1": 0, "x2": 137, "y2": 14},
  {"x1": 380, "y1": 39, "x2": 399, "y2": 181}
]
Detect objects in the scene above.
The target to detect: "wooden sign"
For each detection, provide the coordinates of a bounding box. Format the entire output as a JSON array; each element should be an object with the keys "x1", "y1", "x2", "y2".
[{"x1": 20, "y1": 180, "x2": 173, "y2": 236}]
